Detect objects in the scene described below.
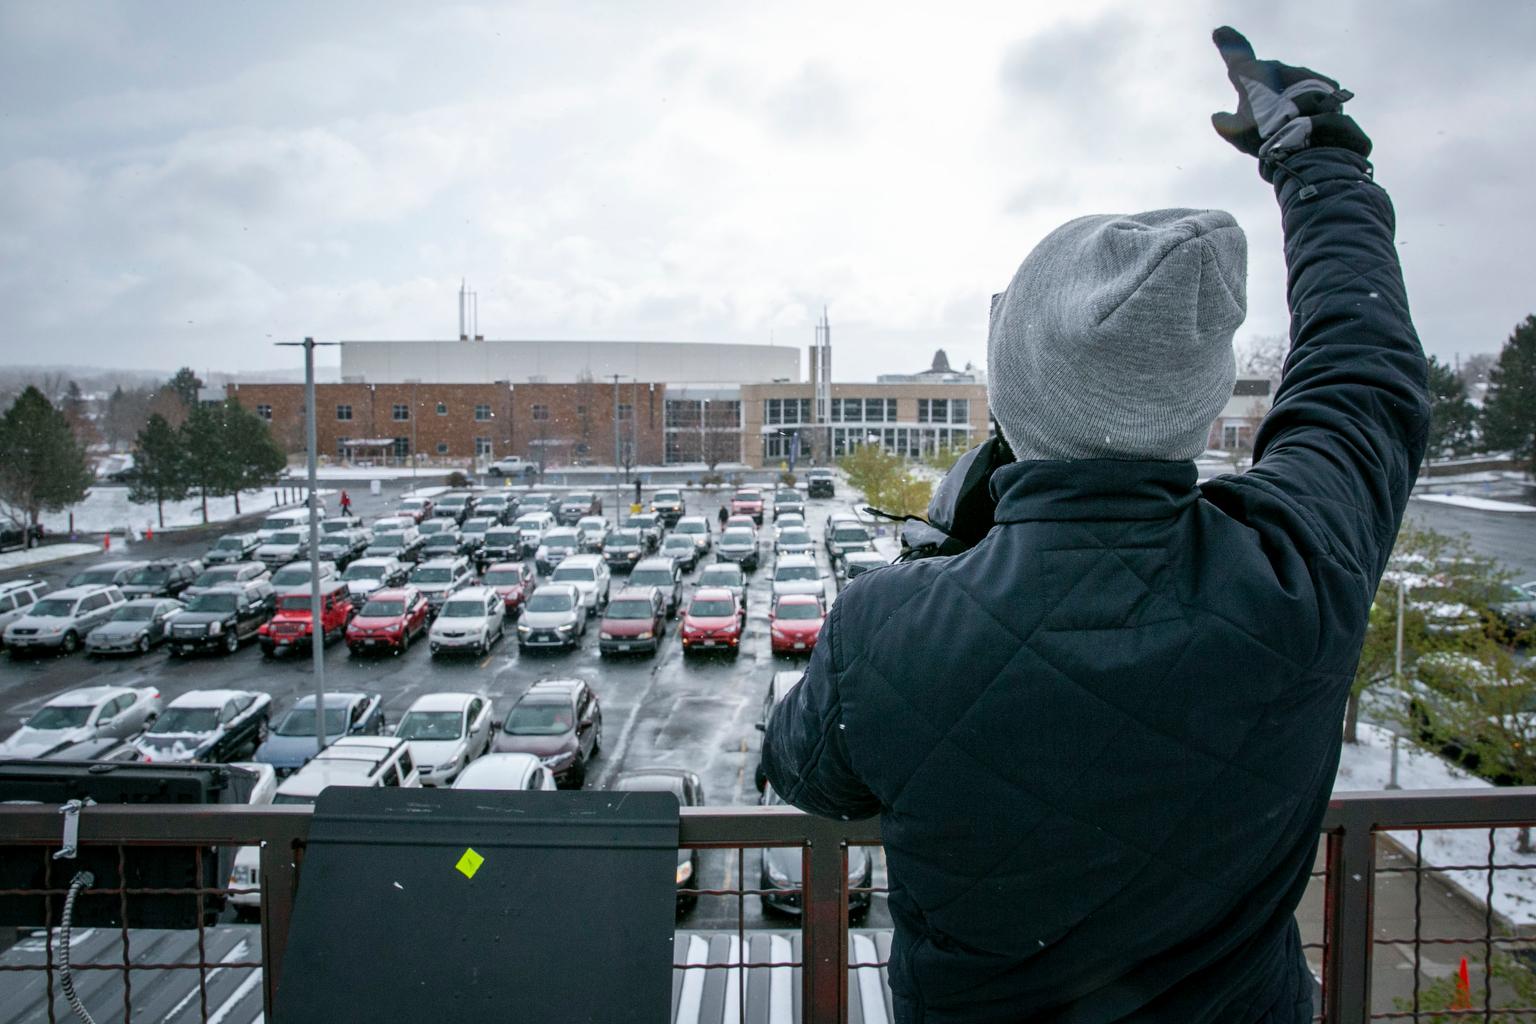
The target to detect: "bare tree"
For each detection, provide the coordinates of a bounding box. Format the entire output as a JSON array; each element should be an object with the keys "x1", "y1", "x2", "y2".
[{"x1": 1237, "y1": 334, "x2": 1288, "y2": 383}]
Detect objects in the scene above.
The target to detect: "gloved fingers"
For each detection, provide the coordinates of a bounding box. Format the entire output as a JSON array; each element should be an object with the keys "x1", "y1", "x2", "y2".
[
  {"x1": 1291, "y1": 88, "x2": 1349, "y2": 117},
  {"x1": 1211, "y1": 110, "x2": 1262, "y2": 156},
  {"x1": 1212, "y1": 26, "x2": 1256, "y2": 71},
  {"x1": 1307, "y1": 112, "x2": 1373, "y2": 157}
]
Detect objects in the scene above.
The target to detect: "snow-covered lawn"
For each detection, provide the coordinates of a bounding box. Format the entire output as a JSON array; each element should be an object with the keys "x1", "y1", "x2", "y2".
[
  {"x1": 1336, "y1": 724, "x2": 1536, "y2": 925},
  {"x1": 1412, "y1": 493, "x2": 1536, "y2": 514},
  {"x1": 0, "y1": 543, "x2": 102, "y2": 571},
  {"x1": 38, "y1": 487, "x2": 328, "y2": 536}
]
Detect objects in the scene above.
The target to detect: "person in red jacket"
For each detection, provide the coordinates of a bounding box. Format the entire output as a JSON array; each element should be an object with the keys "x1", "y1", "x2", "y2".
[{"x1": 339, "y1": 490, "x2": 352, "y2": 517}]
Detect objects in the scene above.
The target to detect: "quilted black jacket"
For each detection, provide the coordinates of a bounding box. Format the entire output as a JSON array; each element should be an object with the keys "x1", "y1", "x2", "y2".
[{"x1": 763, "y1": 148, "x2": 1430, "y2": 1023}]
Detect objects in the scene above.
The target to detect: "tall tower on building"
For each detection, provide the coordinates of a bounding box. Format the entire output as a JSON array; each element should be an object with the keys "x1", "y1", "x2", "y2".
[{"x1": 809, "y1": 308, "x2": 832, "y2": 464}]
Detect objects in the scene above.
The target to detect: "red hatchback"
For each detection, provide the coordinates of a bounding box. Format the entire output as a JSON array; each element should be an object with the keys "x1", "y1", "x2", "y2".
[
  {"x1": 481, "y1": 561, "x2": 536, "y2": 616},
  {"x1": 345, "y1": 586, "x2": 430, "y2": 655},
  {"x1": 729, "y1": 489, "x2": 765, "y2": 525},
  {"x1": 770, "y1": 593, "x2": 825, "y2": 655},
  {"x1": 680, "y1": 587, "x2": 743, "y2": 656}
]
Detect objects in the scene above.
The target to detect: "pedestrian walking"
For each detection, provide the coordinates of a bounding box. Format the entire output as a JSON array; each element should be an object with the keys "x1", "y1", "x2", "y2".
[
  {"x1": 339, "y1": 490, "x2": 352, "y2": 517},
  {"x1": 764, "y1": 27, "x2": 1429, "y2": 1023},
  {"x1": 716, "y1": 505, "x2": 728, "y2": 529}
]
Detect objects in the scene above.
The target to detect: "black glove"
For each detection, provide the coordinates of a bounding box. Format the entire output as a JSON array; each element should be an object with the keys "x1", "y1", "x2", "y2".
[{"x1": 1210, "y1": 26, "x2": 1371, "y2": 176}]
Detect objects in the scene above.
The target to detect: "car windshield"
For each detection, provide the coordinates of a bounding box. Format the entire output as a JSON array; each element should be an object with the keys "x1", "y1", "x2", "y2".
[
  {"x1": 271, "y1": 567, "x2": 311, "y2": 585},
  {"x1": 111, "y1": 604, "x2": 157, "y2": 622},
  {"x1": 374, "y1": 532, "x2": 405, "y2": 546},
  {"x1": 663, "y1": 537, "x2": 693, "y2": 551},
  {"x1": 30, "y1": 599, "x2": 79, "y2": 617},
  {"x1": 607, "y1": 599, "x2": 654, "y2": 620},
  {"x1": 360, "y1": 599, "x2": 404, "y2": 617},
  {"x1": 676, "y1": 522, "x2": 704, "y2": 534},
  {"x1": 609, "y1": 531, "x2": 640, "y2": 546},
  {"x1": 721, "y1": 530, "x2": 754, "y2": 546},
  {"x1": 654, "y1": 492, "x2": 680, "y2": 502},
  {"x1": 322, "y1": 520, "x2": 350, "y2": 533},
  {"x1": 690, "y1": 599, "x2": 734, "y2": 617},
  {"x1": 527, "y1": 591, "x2": 573, "y2": 612},
  {"x1": 522, "y1": 496, "x2": 551, "y2": 508},
  {"x1": 630, "y1": 570, "x2": 671, "y2": 588},
  {"x1": 776, "y1": 602, "x2": 822, "y2": 620},
  {"x1": 411, "y1": 568, "x2": 453, "y2": 583},
  {"x1": 272, "y1": 793, "x2": 317, "y2": 806},
  {"x1": 551, "y1": 566, "x2": 594, "y2": 583},
  {"x1": 193, "y1": 569, "x2": 236, "y2": 587},
  {"x1": 277, "y1": 596, "x2": 313, "y2": 612},
  {"x1": 395, "y1": 710, "x2": 463, "y2": 740},
  {"x1": 262, "y1": 517, "x2": 298, "y2": 530},
  {"x1": 733, "y1": 492, "x2": 759, "y2": 502},
  {"x1": 578, "y1": 518, "x2": 604, "y2": 531},
  {"x1": 463, "y1": 520, "x2": 491, "y2": 533},
  {"x1": 515, "y1": 516, "x2": 544, "y2": 529},
  {"x1": 128, "y1": 567, "x2": 170, "y2": 584},
  {"x1": 26, "y1": 705, "x2": 93, "y2": 729},
  {"x1": 69, "y1": 569, "x2": 120, "y2": 586},
  {"x1": 440, "y1": 599, "x2": 484, "y2": 618},
  {"x1": 544, "y1": 532, "x2": 577, "y2": 547},
  {"x1": 485, "y1": 531, "x2": 519, "y2": 545},
  {"x1": 214, "y1": 537, "x2": 246, "y2": 550},
  {"x1": 419, "y1": 520, "x2": 447, "y2": 534},
  {"x1": 565, "y1": 494, "x2": 592, "y2": 504},
  {"x1": 776, "y1": 492, "x2": 799, "y2": 502},
  {"x1": 623, "y1": 518, "x2": 652, "y2": 530},
  {"x1": 776, "y1": 566, "x2": 818, "y2": 582},
  {"x1": 270, "y1": 532, "x2": 303, "y2": 545},
  {"x1": 275, "y1": 706, "x2": 349, "y2": 736},
  {"x1": 700, "y1": 568, "x2": 740, "y2": 586},
  {"x1": 343, "y1": 565, "x2": 385, "y2": 581},
  {"x1": 482, "y1": 570, "x2": 522, "y2": 587},
  {"x1": 150, "y1": 707, "x2": 220, "y2": 734},
  {"x1": 186, "y1": 593, "x2": 239, "y2": 613},
  {"x1": 780, "y1": 530, "x2": 812, "y2": 545},
  {"x1": 425, "y1": 535, "x2": 458, "y2": 547},
  {"x1": 504, "y1": 702, "x2": 573, "y2": 736},
  {"x1": 833, "y1": 528, "x2": 870, "y2": 543}
]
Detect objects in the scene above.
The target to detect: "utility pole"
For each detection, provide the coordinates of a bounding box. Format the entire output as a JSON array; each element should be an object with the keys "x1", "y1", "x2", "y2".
[
  {"x1": 612, "y1": 375, "x2": 622, "y2": 526},
  {"x1": 1387, "y1": 583, "x2": 1407, "y2": 789}
]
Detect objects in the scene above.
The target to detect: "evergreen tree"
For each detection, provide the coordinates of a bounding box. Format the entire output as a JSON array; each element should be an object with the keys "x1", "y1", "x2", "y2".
[
  {"x1": 129, "y1": 414, "x2": 188, "y2": 528},
  {"x1": 225, "y1": 402, "x2": 287, "y2": 514},
  {"x1": 1426, "y1": 355, "x2": 1479, "y2": 458},
  {"x1": 0, "y1": 387, "x2": 93, "y2": 546},
  {"x1": 1481, "y1": 316, "x2": 1536, "y2": 472},
  {"x1": 168, "y1": 367, "x2": 204, "y2": 408},
  {"x1": 180, "y1": 401, "x2": 235, "y2": 523}
]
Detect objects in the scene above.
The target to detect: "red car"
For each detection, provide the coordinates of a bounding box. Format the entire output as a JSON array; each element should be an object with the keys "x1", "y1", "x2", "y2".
[
  {"x1": 770, "y1": 593, "x2": 825, "y2": 655},
  {"x1": 729, "y1": 489, "x2": 765, "y2": 525},
  {"x1": 598, "y1": 587, "x2": 667, "y2": 657},
  {"x1": 345, "y1": 586, "x2": 430, "y2": 655},
  {"x1": 680, "y1": 587, "x2": 743, "y2": 656},
  {"x1": 481, "y1": 561, "x2": 536, "y2": 616},
  {"x1": 258, "y1": 582, "x2": 355, "y2": 656}
]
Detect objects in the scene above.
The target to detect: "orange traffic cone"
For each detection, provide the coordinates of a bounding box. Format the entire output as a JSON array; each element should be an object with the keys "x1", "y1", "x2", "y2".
[
  {"x1": 103, "y1": 535, "x2": 111, "y2": 552},
  {"x1": 146, "y1": 526, "x2": 154, "y2": 542},
  {"x1": 1452, "y1": 956, "x2": 1472, "y2": 1009}
]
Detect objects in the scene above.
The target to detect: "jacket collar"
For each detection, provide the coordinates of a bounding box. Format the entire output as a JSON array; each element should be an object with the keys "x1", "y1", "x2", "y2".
[{"x1": 990, "y1": 459, "x2": 1200, "y2": 523}]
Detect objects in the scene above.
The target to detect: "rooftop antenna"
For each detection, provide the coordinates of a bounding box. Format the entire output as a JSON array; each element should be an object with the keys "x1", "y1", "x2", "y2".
[{"x1": 458, "y1": 280, "x2": 468, "y2": 341}]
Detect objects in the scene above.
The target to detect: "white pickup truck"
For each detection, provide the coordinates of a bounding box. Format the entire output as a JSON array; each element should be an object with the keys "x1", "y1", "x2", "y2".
[{"x1": 487, "y1": 456, "x2": 535, "y2": 478}]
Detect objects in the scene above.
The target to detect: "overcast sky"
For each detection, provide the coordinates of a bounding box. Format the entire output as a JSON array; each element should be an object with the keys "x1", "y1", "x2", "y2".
[{"x1": 2, "y1": 1, "x2": 1531, "y2": 382}]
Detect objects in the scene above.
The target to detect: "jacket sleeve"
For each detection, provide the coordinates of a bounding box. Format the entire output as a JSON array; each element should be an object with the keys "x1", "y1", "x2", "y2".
[
  {"x1": 761, "y1": 598, "x2": 881, "y2": 820},
  {"x1": 1222, "y1": 148, "x2": 1430, "y2": 586}
]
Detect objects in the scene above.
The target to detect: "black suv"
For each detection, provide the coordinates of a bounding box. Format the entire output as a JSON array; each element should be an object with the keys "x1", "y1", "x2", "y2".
[
  {"x1": 168, "y1": 586, "x2": 275, "y2": 657},
  {"x1": 120, "y1": 559, "x2": 201, "y2": 599},
  {"x1": 806, "y1": 469, "x2": 835, "y2": 499},
  {"x1": 772, "y1": 489, "x2": 806, "y2": 520}
]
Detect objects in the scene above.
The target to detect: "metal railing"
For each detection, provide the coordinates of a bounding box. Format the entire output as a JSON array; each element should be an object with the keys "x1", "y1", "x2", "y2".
[{"x1": 0, "y1": 789, "x2": 1534, "y2": 1022}]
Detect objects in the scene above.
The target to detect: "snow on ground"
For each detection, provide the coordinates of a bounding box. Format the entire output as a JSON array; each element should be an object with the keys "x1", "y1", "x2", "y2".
[
  {"x1": 288, "y1": 466, "x2": 434, "y2": 481},
  {"x1": 1411, "y1": 493, "x2": 1536, "y2": 514},
  {"x1": 0, "y1": 544, "x2": 101, "y2": 571},
  {"x1": 38, "y1": 487, "x2": 330, "y2": 536},
  {"x1": 1336, "y1": 724, "x2": 1536, "y2": 925}
]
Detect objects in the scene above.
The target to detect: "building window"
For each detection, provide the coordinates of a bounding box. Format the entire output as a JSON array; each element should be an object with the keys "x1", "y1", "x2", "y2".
[
  {"x1": 949, "y1": 399, "x2": 969, "y2": 424},
  {"x1": 436, "y1": 442, "x2": 449, "y2": 455},
  {"x1": 764, "y1": 398, "x2": 811, "y2": 426},
  {"x1": 618, "y1": 403, "x2": 633, "y2": 421},
  {"x1": 475, "y1": 436, "x2": 493, "y2": 456},
  {"x1": 392, "y1": 404, "x2": 410, "y2": 421},
  {"x1": 531, "y1": 404, "x2": 549, "y2": 422},
  {"x1": 665, "y1": 400, "x2": 700, "y2": 429},
  {"x1": 576, "y1": 404, "x2": 586, "y2": 417},
  {"x1": 336, "y1": 404, "x2": 353, "y2": 421},
  {"x1": 393, "y1": 437, "x2": 411, "y2": 458},
  {"x1": 436, "y1": 402, "x2": 448, "y2": 416},
  {"x1": 474, "y1": 404, "x2": 492, "y2": 421},
  {"x1": 255, "y1": 404, "x2": 272, "y2": 420},
  {"x1": 336, "y1": 436, "x2": 351, "y2": 458}
]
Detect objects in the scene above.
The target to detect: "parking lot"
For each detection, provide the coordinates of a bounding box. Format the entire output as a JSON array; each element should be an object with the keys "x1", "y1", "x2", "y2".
[{"x1": 0, "y1": 476, "x2": 891, "y2": 931}]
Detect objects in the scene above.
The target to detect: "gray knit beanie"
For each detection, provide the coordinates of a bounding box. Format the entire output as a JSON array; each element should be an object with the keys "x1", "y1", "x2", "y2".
[{"x1": 987, "y1": 208, "x2": 1246, "y2": 462}]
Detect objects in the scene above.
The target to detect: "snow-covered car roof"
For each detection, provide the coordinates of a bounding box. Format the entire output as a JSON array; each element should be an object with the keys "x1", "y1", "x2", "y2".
[
  {"x1": 164, "y1": 689, "x2": 257, "y2": 709},
  {"x1": 46, "y1": 685, "x2": 138, "y2": 706},
  {"x1": 774, "y1": 555, "x2": 817, "y2": 570},
  {"x1": 406, "y1": 692, "x2": 478, "y2": 713}
]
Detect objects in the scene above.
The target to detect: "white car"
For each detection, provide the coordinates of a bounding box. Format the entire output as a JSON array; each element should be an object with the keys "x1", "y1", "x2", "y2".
[
  {"x1": 774, "y1": 513, "x2": 806, "y2": 538},
  {"x1": 697, "y1": 562, "x2": 746, "y2": 603},
  {"x1": 452, "y1": 753, "x2": 557, "y2": 792},
  {"x1": 0, "y1": 685, "x2": 163, "y2": 758},
  {"x1": 774, "y1": 527, "x2": 817, "y2": 558},
  {"x1": 409, "y1": 557, "x2": 474, "y2": 613},
  {"x1": 549, "y1": 554, "x2": 611, "y2": 617},
  {"x1": 340, "y1": 557, "x2": 408, "y2": 603},
  {"x1": 673, "y1": 516, "x2": 713, "y2": 554},
  {"x1": 254, "y1": 530, "x2": 310, "y2": 568},
  {"x1": 514, "y1": 511, "x2": 556, "y2": 556},
  {"x1": 372, "y1": 515, "x2": 416, "y2": 533},
  {"x1": 0, "y1": 579, "x2": 50, "y2": 637},
  {"x1": 255, "y1": 511, "x2": 308, "y2": 542},
  {"x1": 429, "y1": 587, "x2": 506, "y2": 656},
  {"x1": 770, "y1": 554, "x2": 827, "y2": 599},
  {"x1": 274, "y1": 736, "x2": 422, "y2": 804},
  {"x1": 226, "y1": 762, "x2": 279, "y2": 921},
  {"x1": 394, "y1": 692, "x2": 495, "y2": 785},
  {"x1": 576, "y1": 516, "x2": 610, "y2": 552},
  {"x1": 5, "y1": 585, "x2": 126, "y2": 655},
  {"x1": 268, "y1": 560, "x2": 338, "y2": 594}
]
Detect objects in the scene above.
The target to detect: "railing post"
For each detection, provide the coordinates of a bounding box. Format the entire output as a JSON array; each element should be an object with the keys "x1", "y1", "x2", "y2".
[
  {"x1": 802, "y1": 819, "x2": 849, "y2": 1023},
  {"x1": 259, "y1": 837, "x2": 302, "y2": 1016},
  {"x1": 1324, "y1": 812, "x2": 1376, "y2": 1023}
]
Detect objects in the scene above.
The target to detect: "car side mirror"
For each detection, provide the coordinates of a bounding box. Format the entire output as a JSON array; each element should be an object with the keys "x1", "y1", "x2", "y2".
[{"x1": 754, "y1": 722, "x2": 765, "y2": 733}]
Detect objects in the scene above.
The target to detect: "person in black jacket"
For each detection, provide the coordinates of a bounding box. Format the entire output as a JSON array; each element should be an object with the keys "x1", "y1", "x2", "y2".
[{"x1": 763, "y1": 27, "x2": 1429, "y2": 1024}]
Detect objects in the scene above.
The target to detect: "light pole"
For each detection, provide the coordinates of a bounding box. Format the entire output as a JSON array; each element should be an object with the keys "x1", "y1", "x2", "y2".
[{"x1": 276, "y1": 336, "x2": 339, "y2": 756}]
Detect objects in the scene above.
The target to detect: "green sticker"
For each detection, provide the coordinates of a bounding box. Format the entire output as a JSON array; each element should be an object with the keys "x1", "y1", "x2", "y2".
[{"x1": 455, "y1": 847, "x2": 485, "y2": 879}]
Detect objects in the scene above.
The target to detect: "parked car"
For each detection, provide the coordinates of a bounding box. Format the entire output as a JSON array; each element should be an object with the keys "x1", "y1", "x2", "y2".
[
  {"x1": 770, "y1": 554, "x2": 827, "y2": 599},
  {"x1": 772, "y1": 489, "x2": 806, "y2": 520},
  {"x1": 67, "y1": 560, "x2": 146, "y2": 589},
  {"x1": 372, "y1": 515, "x2": 416, "y2": 534},
  {"x1": 0, "y1": 579, "x2": 50, "y2": 640},
  {"x1": 396, "y1": 496, "x2": 434, "y2": 523},
  {"x1": 517, "y1": 583, "x2": 587, "y2": 651},
  {"x1": 434, "y1": 492, "x2": 476, "y2": 524},
  {"x1": 806, "y1": 468, "x2": 836, "y2": 498},
  {"x1": 753, "y1": 671, "x2": 802, "y2": 791},
  {"x1": 183, "y1": 561, "x2": 269, "y2": 599},
  {"x1": 535, "y1": 527, "x2": 584, "y2": 574},
  {"x1": 730, "y1": 489, "x2": 765, "y2": 524},
  {"x1": 85, "y1": 597, "x2": 183, "y2": 656},
  {"x1": 576, "y1": 515, "x2": 610, "y2": 552},
  {"x1": 492, "y1": 679, "x2": 602, "y2": 788},
  {"x1": 255, "y1": 510, "x2": 308, "y2": 541},
  {"x1": 226, "y1": 765, "x2": 279, "y2": 918},
  {"x1": 725, "y1": 514, "x2": 757, "y2": 534},
  {"x1": 459, "y1": 516, "x2": 495, "y2": 556},
  {"x1": 519, "y1": 493, "x2": 557, "y2": 515},
  {"x1": 0, "y1": 523, "x2": 44, "y2": 553},
  {"x1": 774, "y1": 527, "x2": 817, "y2": 559},
  {"x1": 826, "y1": 522, "x2": 875, "y2": 564},
  {"x1": 477, "y1": 525, "x2": 523, "y2": 570},
  {"x1": 599, "y1": 587, "x2": 666, "y2": 657},
  {"x1": 0, "y1": 685, "x2": 162, "y2": 759},
  {"x1": 680, "y1": 587, "x2": 743, "y2": 656},
  {"x1": 316, "y1": 529, "x2": 369, "y2": 569},
  {"x1": 649, "y1": 489, "x2": 685, "y2": 527},
  {"x1": 715, "y1": 528, "x2": 760, "y2": 572},
  {"x1": 204, "y1": 533, "x2": 260, "y2": 565},
  {"x1": 394, "y1": 692, "x2": 495, "y2": 786},
  {"x1": 622, "y1": 511, "x2": 663, "y2": 552},
  {"x1": 257, "y1": 582, "x2": 355, "y2": 656},
  {"x1": 1488, "y1": 581, "x2": 1536, "y2": 645},
  {"x1": 474, "y1": 493, "x2": 515, "y2": 524},
  {"x1": 759, "y1": 785, "x2": 870, "y2": 917},
  {"x1": 549, "y1": 554, "x2": 611, "y2": 617},
  {"x1": 418, "y1": 518, "x2": 455, "y2": 539},
  {"x1": 421, "y1": 530, "x2": 468, "y2": 562},
  {"x1": 660, "y1": 533, "x2": 700, "y2": 572},
  {"x1": 557, "y1": 491, "x2": 601, "y2": 525},
  {"x1": 5, "y1": 585, "x2": 125, "y2": 656},
  {"x1": 481, "y1": 561, "x2": 536, "y2": 617},
  {"x1": 839, "y1": 550, "x2": 891, "y2": 588},
  {"x1": 673, "y1": 516, "x2": 713, "y2": 554},
  {"x1": 488, "y1": 455, "x2": 535, "y2": 478},
  {"x1": 168, "y1": 585, "x2": 273, "y2": 656},
  {"x1": 39, "y1": 736, "x2": 143, "y2": 763},
  {"x1": 602, "y1": 529, "x2": 646, "y2": 571},
  {"x1": 340, "y1": 556, "x2": 410, "y2": 606},
  {"x1": 452, "y1": 753, "x2": 556, "y2": 791},
  {"x1": 610, "y1": 769, "x2": 704, "y2": 912},
  {"x1": 255, "y1": 691, "x2": 386, "y2": 776},
  {"x1": 134, "y1": 690, "x2": 272, "y2": 764},
  {"x1": 346, "y1": 587, "x2": 431, "y2": 655},
  {"x1": 629, "y1": 558, "x2": 683, "y2": 617},
  {"x1": 268, "y1": 560, "x2": 339, "y2": 595},
  {"x1": 429, "y1": 586, "x2": 506, "y2": 656},
  {"x1": 275, "y1": 735, "x2": 420, "y2": 802},
  {"x1": 774, "y1": 512, "x2": 806, "y2": 537},
  {"x1": 254, "y1": 530, "x2": 310, "y2": 568},
  {"x1": 409, "y1": 557, "x2": 475, "y2": 615},
  {"x1": 696, "y1": 562, "x2": 746, "y2": 603},
  {"x1": 770, "y1": 593, "x2": 825, "y2": 655},
  {"x1": 365, "y1": 526, "x2": 425, "y2": 563},
  {"x1": 514, "y1": 511, "x2": 557, "y2": 557}
]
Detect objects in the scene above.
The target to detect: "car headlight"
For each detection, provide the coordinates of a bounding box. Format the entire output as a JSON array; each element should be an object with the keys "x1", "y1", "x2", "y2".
[
  {"x1": 599, "y1": 631, "x2": 613, "y2": 640},
  {"x1": 636, "y1": 631, "x2": 653, "y2": 640},
  {"x1": 675, "y1": 860, "x2": 694, "y2": 884},
  {"x1": 765, "y1": 858, "x2": 792, "y2": 886},
  {"x1": 208, "y1": 621, "x2": 223, "y2": 635},
  {"x1": 540, "y1": 753, "x2": 572, "y2": 768},
  {"x1": 556, "y1": 623, "x2": 574, "y2": 634},
  {"x1": 771, "y1": 628, "x2": 787, "y2": 639},
  {"x1": 517, "y1": 624, "x2": 532, "y2": 634}
]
